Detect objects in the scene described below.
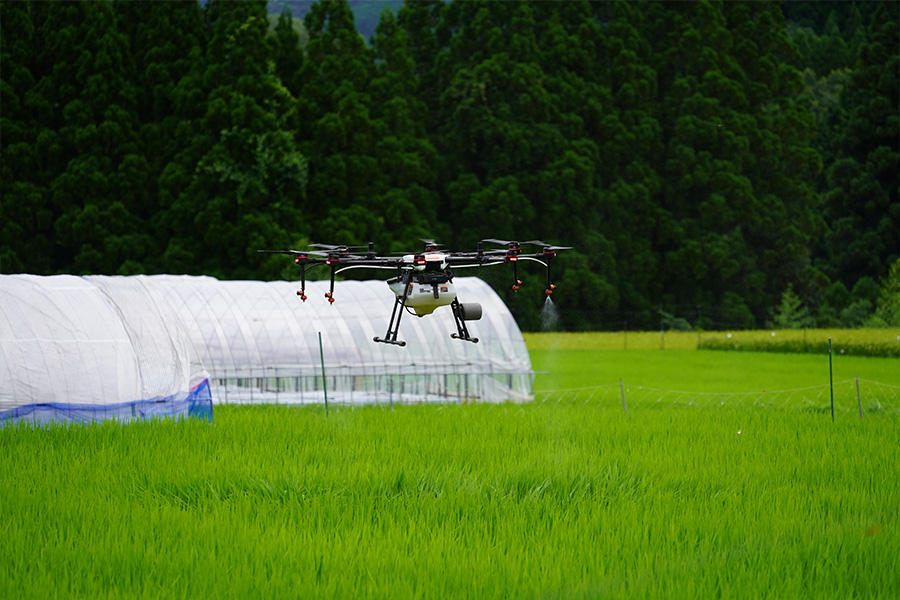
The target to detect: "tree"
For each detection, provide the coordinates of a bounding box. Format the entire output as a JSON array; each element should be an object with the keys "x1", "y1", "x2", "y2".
[
  {"x1": 5, "y1": 1, "x2": 149, "y2": 275},
  {"x1": 159, "y1": 0, "x2": 306, "y2": 279},
  {"x1": 868, "y1": 258, "x2": 900, "y2": 327},
  {"x1": 0, "y1": 0, "x2": 49, "y2": 273},
  {"x1": 819, "y1": 2, "x2": 899, "y2": 290},
  {"x1": 636, "y1": 0, "x2": 823, "y2": 326},
  {"x1": 369, "y1": 8, "x2": 444, "y2": 252},
  {"x1": 773, "y1": 284, "x2": 812, "y2": 329},
  {"x1": 272, "y1": 7, "x2": 306, "y2": 100},
  {"x1": 114, "y1": 0, "x2": 206, "y2": 273},
  {"x1": 296, "y1": 0, "x2": 380, "y2": 246}
]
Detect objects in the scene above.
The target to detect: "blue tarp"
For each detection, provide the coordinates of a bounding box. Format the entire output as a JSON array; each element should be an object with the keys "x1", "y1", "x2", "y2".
[{"x1": 0, "y1": 379, "x2": 213, "y2": 426}]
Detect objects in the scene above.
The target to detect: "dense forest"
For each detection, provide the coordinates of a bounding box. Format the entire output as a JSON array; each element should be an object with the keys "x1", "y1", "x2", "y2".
[{"x1": 1, "y1": 0, "x2": 898, "y2": 331}]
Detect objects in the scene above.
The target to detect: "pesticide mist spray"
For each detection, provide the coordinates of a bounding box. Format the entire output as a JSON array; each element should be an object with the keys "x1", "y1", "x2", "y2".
[{"x1": 541, "y1": 296, "x2": 560, "y2": 331}]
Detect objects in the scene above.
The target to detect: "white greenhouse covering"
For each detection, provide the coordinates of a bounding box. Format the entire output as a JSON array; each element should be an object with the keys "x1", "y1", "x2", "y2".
[
  {"x1": 148, "y1": 275, "x2": 534, "y2": 405},
  {"x1": 0, "y1": 274, "x2": 212, "y2": 425},
  {"x1": 1, "y1": 274, "x2": 533, "y2": 422}
]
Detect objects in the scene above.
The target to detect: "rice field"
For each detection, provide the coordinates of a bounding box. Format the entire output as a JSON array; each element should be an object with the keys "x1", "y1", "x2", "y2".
[
  {"x1": 2, "y1": 335, "x2": 899, "y2": 599},
  {"x1": 525, "y1": 328, "x2": 900, "y2": 357}
]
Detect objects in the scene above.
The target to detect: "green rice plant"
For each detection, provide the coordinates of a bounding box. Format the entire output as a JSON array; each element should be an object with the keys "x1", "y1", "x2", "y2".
[
  {"x1": 528, "y1": 347, "x2": 900, "y2": 416},
  {"x1": 526, "y1": 328, "x2": 900, "y2": 357},
  {"x1": 2, "y1": 398, "x2": 899, "y2": 599},
  {"x1": 529, "y1": 348, "x2": 900, "y2": 393},
  {"x1": 525, "y1": 330, "x2": 701, "y2": 351}
]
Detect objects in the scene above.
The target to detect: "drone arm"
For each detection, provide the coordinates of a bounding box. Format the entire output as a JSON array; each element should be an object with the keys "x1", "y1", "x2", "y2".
[
  {"x1": 545, "y1": 262, "x2": 555, "y2": 296},
  {"x1": 326, "y1": 265, "x2": 336, "y2": 303},
  {"x1": 446, "y1": 262, "x2": 493, "y2": 269},
  {"x1": 517, "y1": 256, "x2": 554, "y2": 295},
  {"x1": 334, "y1": 265, "x2": 402, "y2": 275},
  {"x1": 515, "y1": 256, "x2": 549, "y2": 268},
  {"x1": 296, "y1": 264, "x2": 308, "y2": 301}
]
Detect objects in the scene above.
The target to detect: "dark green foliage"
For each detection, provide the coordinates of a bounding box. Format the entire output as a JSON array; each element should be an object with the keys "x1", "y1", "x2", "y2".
[
  {"x1": 773, "y1": 284, "x2": 812, "y2": 329},
  {"x1": 296, "y1": 0, "x2": 378, "y2": 248},
  {"x1": 1, "y1": 0, "x2": 895, "y2": 332},
  {"x1": 870, "y1": 258, "x2": 900, "y2": 327},
  {"x1": 1, "y1": 1, "x2": 46, "y2": 273},
  {"x1": 1, "y1": 1, "x2": 150, "y2": 274},
  {"x1": 159, "y1": 0, "x2": 306, "y2": 280},
  {"x1": 818, "y1": 2, "x2": 899, "y2": 291}
]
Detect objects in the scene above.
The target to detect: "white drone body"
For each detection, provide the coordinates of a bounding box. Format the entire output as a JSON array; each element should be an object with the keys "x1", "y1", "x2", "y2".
[
  {"x1": 387, "y1": 277, "x2": 455, "y2": 316},
  {"x1": 390, "y1": 252, "x2": 455, "y2": 316}
]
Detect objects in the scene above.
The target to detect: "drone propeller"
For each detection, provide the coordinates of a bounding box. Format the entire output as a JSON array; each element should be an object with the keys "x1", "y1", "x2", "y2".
[
  {"x1": 481, "y1": 238, "x2": 524, "y2": 254},
  {"x1": 481, "y1": 238, "x2": 519, "y2": 246},
  {"x1": 257, "y1": 249, "x2": 304, "y2": 256},
  {"x1": 309, "y1": 243, "x2": 366, "y2": 249},
  {"x1": 390, "y1": 240, "x2": 446, "y2": 255},
  {"x1": 308, "y1": 243, "x2": 371, "y2": 255},
  {"x1": 521, "y1": 240, "x2": 574, "y2": 251},
  {"x1": 420, "y1": 238, "x2": 446, "y2": 250}
]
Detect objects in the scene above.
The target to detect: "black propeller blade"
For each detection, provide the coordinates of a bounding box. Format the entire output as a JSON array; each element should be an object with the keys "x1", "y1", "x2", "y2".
[
  {"x1": 481, "y1": 238, "x2": 519, "y2": 246},
  {"x1": 522, "y1": 240, "x2": 574, "y2": 251}
]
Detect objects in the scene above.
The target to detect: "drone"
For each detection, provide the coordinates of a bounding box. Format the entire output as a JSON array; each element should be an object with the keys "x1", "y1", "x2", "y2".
[{"x1": 259, "y1": 239, "x2": 570, "y2": 347}]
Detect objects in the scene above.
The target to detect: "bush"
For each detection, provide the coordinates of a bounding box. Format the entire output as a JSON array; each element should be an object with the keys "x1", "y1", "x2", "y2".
[{"x1": 698, "y1": 328, "x2": 900, "y2": 357}]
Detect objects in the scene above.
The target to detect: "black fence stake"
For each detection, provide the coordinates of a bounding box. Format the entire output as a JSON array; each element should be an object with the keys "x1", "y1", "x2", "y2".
[
  {"x1": 828, "y1": 338, "x2": 834, "y2": 422},
  {"x1": 319, "y1": 331, "x2": 328, "y2": 418},
  {"x1": 856, "y1": 376, "x2": 863, "y2": 422}
]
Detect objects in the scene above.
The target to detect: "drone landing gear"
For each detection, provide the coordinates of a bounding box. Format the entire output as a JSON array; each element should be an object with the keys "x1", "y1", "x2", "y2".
[
  {"x1": 450, "y1": 298, "x2": 480, "y2": 344},
  {"x1": 374, "y1": 272, "x2": 412, "y2": 346}
]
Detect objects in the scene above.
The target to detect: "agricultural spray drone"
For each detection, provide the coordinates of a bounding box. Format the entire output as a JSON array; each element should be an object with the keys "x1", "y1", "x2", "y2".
[{"x1": 260, "y1": 239, "x2": 570, "y2": 347}]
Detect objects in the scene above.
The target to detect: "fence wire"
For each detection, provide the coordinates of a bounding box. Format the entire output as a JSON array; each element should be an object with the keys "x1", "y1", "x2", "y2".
[{"x1": 223, "y1": 378, "x2": 900, "y2": 422}]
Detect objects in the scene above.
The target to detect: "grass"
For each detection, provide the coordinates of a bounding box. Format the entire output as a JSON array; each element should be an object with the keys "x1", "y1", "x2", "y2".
[
  {"x1": 525, "y1": 328, "x2": 900, "y2": 357},
  {"x1": 2, "y1": 403, "x2": 898, "y2": 599},
  {"x1": 526, "y1": 331, "x2": 900, "y2": 415},
  {"x1": 0, "y1": 404, "x2": 900, "y2": 598},
  {"x1": 2, "y1": 333, "x2": 899, "y2": 599},
  {"x1": 528, "y1": 348, "x2": 900, "y2": 393}
]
